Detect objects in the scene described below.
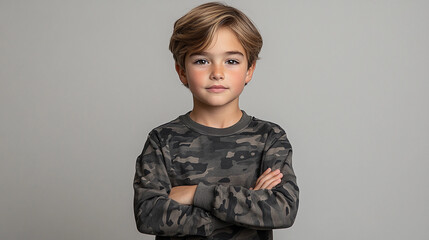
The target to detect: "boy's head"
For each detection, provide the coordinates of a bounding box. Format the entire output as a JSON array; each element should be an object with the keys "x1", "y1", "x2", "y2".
[{"x1": 169, "y1": 2, "x2": 263, "y2": 73}]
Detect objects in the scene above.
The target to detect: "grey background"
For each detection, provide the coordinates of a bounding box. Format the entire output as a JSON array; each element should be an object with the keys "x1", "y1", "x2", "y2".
[{"x1": 1, "y1": 0, "x2": 428, "y2": 239}]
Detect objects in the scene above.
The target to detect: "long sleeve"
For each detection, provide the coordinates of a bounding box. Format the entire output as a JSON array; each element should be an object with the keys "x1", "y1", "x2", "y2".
[
  {"x1": 133, "y1": 132, "x2": 230, "y2": 237},
  {"x1": 193, "y1": 128, "x2": 299, "y2": 229}
]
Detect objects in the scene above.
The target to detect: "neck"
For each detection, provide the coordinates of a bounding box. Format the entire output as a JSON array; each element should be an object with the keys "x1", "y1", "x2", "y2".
[{"x1": 189, "y1": 100, "x2": 243, "y2": 129}]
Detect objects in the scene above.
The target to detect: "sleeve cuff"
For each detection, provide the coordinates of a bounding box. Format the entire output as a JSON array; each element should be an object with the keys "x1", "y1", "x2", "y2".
[
  {"x1": 193, "y1": 182, "x2": 215, "y2": 211},
  {"x1": 211, "y1": 217, "x2": 233, "y2": 230}
]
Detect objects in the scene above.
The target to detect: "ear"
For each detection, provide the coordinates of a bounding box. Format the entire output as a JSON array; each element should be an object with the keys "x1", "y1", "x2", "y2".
[
  {"x1": 175, "y1": 63, "x2": 188, "y2": 86},
  {"x1": 245, "y1": 61, "x2": 256, "y2": 85}
]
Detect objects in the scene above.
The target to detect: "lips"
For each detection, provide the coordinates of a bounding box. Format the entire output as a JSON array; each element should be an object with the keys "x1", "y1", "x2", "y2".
[
  {"x1": 207, "y1": 85, "x2": 227, "y2": 89},
  {"x1": 206, "y1": 85, "x2": 228, "y2": 93}
]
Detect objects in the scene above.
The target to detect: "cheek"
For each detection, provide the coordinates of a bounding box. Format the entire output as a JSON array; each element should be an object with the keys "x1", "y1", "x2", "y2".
[
  {"x1": 187, "y1": 69, "x2": 207, "y2": 84},
  {"x1": 228, "y1": 69, "x2": 248, "y2": 85},
  {"x1": 231, "y1": 71, "x2": 247, "y2": 79}
]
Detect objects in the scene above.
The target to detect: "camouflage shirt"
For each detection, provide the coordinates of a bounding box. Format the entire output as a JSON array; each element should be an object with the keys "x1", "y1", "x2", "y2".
[{"x1": 133, "y1": 110, "x2": 299, "y2": 240}]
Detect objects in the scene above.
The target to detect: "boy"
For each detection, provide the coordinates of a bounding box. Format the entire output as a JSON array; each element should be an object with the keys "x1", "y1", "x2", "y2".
[{"x1": 133, "y1": 2, "x2": 299, "y2": 240}]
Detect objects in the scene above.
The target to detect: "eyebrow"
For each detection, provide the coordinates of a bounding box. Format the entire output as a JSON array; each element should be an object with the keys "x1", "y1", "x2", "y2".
[{"x1": 189, "y1": 51, "x2": 245, "y2": 57}]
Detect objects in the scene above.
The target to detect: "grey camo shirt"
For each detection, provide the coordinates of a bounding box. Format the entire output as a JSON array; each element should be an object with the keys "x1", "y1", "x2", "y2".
[{"x1": 133, "y1": 110, "x2": 299, "y2": 240}]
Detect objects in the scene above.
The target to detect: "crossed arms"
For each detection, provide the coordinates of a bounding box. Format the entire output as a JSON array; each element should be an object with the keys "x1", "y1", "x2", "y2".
[
  {"x1": 133, "y1": 130, "x2": 299, "y2": 237},
  {"x1": 169, "y1": 168, "x2": 283, "y2": 205}
]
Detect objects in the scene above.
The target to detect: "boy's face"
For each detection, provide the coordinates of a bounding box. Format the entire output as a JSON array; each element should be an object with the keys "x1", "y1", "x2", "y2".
[{"x1": 176, "y1": 27, "x2": 255, "y2": 109}]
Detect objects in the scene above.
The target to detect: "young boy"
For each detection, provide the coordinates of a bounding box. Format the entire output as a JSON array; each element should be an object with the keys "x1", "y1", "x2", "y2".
[{"x1": 133, "y1": 2, "x2": 299, "y2": 239}]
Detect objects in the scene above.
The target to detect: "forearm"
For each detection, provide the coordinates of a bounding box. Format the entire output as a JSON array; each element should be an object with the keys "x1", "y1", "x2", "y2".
[
  {"x1": 134, "y1": 192, "x2": 230, "y2": 236},
  {"x1": 192, "y1": 180, "x2": 299, "y2": 229}
]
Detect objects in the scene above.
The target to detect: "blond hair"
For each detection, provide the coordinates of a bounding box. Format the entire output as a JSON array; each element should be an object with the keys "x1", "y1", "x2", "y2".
[{"x1": 169, "y1": 2, "x2": 263, "y2": 70}]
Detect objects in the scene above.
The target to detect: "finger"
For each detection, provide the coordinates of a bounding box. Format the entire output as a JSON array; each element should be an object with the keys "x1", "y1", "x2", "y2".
[
  {"x1": 254, "y1": 170, "x2": 279, "y2": 190},
  {"x1": 255, "y1": 169, "x2": 280, "y2": 187},
  {"x1": 260, "y1": 173, "x2": 283, "y2": 188},
  {"x1": 255, "y1": 170, "x2": 282, "y2": 190},
  {"x1": 256, "y1": 168, "x2": 271, "y2": 183},
  {"x1": 263, "y1": 177, "x2": 282, "y2": 190},
  {"x1": 255, "y1": 168, "x2": 271, "y2": 186},
  {"x1": 260, "y1": 176, "x2": 282, "y2": 190},
  {"x1": 261, "y1": 173, "x2": 283, "y2": 189}
]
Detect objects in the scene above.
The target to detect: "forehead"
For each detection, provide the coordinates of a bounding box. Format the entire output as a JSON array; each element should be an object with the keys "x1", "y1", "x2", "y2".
[{"x1": 188, "y1": 27, "x2": 246, "y2": 57}]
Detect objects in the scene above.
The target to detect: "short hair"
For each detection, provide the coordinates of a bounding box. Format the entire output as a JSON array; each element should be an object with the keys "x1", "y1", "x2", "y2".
[{"x1": 169, "y1": 2, "x2": 263, "y2": 70}]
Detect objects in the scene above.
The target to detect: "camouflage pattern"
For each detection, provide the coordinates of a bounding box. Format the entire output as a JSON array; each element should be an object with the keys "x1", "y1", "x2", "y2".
[{"x1": 133, "y1": 110, "x2": 299, "y2": 240}]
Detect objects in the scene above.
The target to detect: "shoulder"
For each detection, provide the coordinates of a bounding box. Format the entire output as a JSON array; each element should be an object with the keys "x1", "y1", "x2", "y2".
[
  {"x1": 250, "y1": 115, "x2": 288, "y2": 137},
  {"x1": 249, "y1": 114, "x2": 291, "y2": 148},
  {"x1": 146, "y1": 114, "x2": 189, "y2": 143}
]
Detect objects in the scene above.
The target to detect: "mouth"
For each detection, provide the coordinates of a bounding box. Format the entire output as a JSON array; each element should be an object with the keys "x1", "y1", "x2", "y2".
[
  {"x1": 206, "y1": 85, "x2": 228, "y2": 93},
  {"x1": 207, "y1": 85, "x2": 227, "y2": 89}
]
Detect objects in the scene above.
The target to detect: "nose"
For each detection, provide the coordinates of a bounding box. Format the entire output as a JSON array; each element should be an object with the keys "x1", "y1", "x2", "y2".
[{"x1": 210, "y1": 63, "x2": 224, "y2": 81}]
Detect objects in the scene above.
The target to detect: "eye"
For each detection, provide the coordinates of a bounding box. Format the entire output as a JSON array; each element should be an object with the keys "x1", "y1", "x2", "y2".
[
  {"x1": 194, "y1": 59, "x2": 209, "y2": 65},
  {"x1": 226, "y1": 59, "x2": 239, "y2": 65}
]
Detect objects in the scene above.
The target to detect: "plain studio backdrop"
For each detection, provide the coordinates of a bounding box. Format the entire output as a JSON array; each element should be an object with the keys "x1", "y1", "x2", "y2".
[{"x1": 1, "y1": 0, "x2": 428, "y2": 239}]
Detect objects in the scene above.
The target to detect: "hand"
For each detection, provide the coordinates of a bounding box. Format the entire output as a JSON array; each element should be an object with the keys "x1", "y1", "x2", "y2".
[
  {"x1": 168, "y1": 185, "x2": 197, "y2": 205},
  {"x1": 250, "y1": 168, "x2": 283, "y2": 190}
]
